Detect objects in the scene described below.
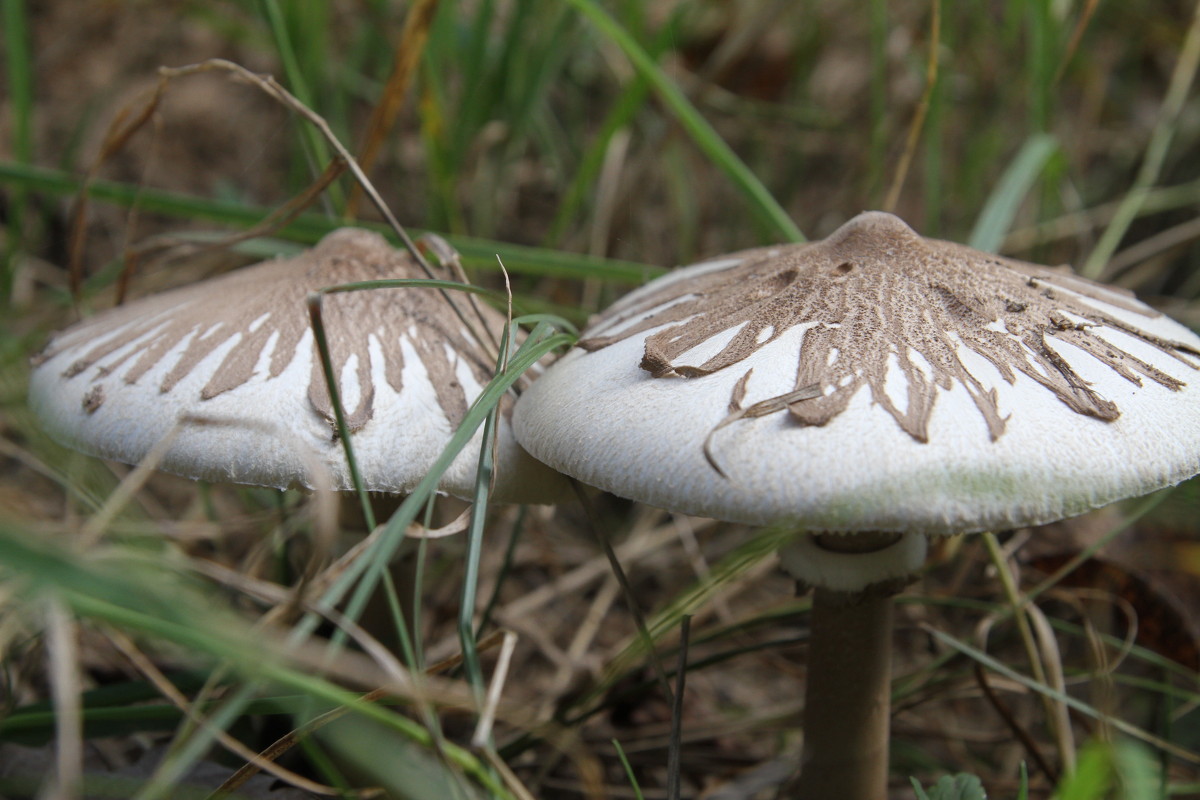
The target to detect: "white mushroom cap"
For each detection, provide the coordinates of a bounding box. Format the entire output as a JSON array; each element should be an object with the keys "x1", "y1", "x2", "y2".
[
  {"x1": 514, "y1": 212, "x2": 1200, "y2": 534},
  {"x1": 30, "y1": 228, "x2": 563, "y2": 504}
]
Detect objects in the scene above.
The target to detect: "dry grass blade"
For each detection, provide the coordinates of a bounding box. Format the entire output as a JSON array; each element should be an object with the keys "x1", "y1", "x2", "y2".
[
  {"x1": 105, "y1": 629, "x2": 349, "y2": 798},
  {"x1": 46, "y1": 597, "x2": 83, "y2": 800},
  {"x1": 401, "y1": 508, "x2": 472, "y2": 539},
  {"x1": 1026, "y1": 600, "x2": 1075, "y2": 772},
  {"x1": 155, "y1": 59, "x2": 433, "y2": 274},
  {"x1": 117, "y1": 157, "x2": 347, "y2": 300},
  {"x1": 496, "y1": 518, "x2": 681, "y2": 625},
  {"x1": 571, "y1": 480, "x2": 675, "y2": 706},
  {"x1": 973, "y1": 661, "x2": 1056, "y2": 782},
  {"x1": 589, "y1": 129, "x2": 631, "y2": 259},
  {"x1": 1064, "y1": 589, "x2": 1128, "y2": 743},
  {"x1": 883, "y1": 0, "x2": 941, "y2": 213},
  {"x1": 164, "y1": 61, "x2": 503, "y2": 372},
  {"x1": 1105, "y1": 214, "x2": 1200, "y2": 280},
  {"x1": 1002, "y1": 176, "x2": 1200, "y2": 254},
  {"x1": 68, "y1": 70, "x2": 339, "y2": 303},
  {"x1": 205, "y1": 630, "x2": 509, "y2": 798},
  {"x1": 204, "y1": 691, "x2": 387, "y2": 799},
  {"x1": 1054, "y1": 0, "x2": 1099, "y2": 82},
  {"x1": 472, "y1": 630, "x2": 518, "y2": 748},
  {"x1": 76, "y1": 426, "x2": 181, "y2": 549},
  {"x1": 928, "y1": 623, "x2": 1200, "y2": 764},
  {"x1": 75, "y1": 57, "x2": 498, "y2": 361},
  {"x1": 481, "y1": 748, "x2": 541, "y2": 800},
  {"x1": 981, "y1": 532, "x2": 1074, "y2": 774},
  {"x1": 1060, "y1": 587, "x2": 1139, "y2": 677},
  {"x1": 66, "y1": 78, "x2": 169, "y2": 297},
  {"x1": 537, "y1": 575, "x2": 620, "y2": 720},
  {"x1": 425, "y1": 629, "x2": 507, "y2": 676},
  {"x1": 1084, "y1": 0, "x2": 1200, "y2": 278},
  {"x1": 187, "y1": 555, "x2": 428, "y2": 692},
  {"x1": 665, "y1": 615, "x2": 691, "y2": 800},
  {"x1": 346, "y1": 0, "x2": 440, "y2": 217}
]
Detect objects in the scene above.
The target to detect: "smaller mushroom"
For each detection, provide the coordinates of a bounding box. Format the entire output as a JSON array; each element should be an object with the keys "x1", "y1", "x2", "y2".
[
  {"x1": 29, "y1": 228, "x2": 561, "y2": 503},
  {"x1": 513, "y1": 211, "x2": 1200, "y2": 798}
]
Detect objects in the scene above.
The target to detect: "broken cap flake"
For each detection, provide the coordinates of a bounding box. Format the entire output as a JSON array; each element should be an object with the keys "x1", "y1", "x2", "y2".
[
  {"x1": 30, "y1": 228, "x2": 559, "y2": 503},
  {"x1": 514, "y1": 212, "x2": 1200, "y2": 534}
]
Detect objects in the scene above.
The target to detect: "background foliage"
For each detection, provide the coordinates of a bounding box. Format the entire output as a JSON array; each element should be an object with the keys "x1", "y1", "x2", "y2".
[{"x1": 1, "y1": 1, "x2": 1200, "y2": 798}]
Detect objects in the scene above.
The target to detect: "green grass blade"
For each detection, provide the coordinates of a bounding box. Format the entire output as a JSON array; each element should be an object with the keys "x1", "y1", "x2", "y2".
[
  {"x1": 0, "y1": 162, "x2": 657, "y2": 282},
  {"x1": 457, "y1": 321, "x2": 513, "y2": 700},
  {"x1": 476, "y1": 506, "x2": 527, "y2": 638},
  {"x1": 1055, "y1": 741, "x2": 1113, "y2": 800},
  {"x1": 580, "y1": 524, "x2": 796, "y2": 714},
  {"x1": 542, "y1": 10, "x2": 667, "y2": 244},
  {"x1": 259, "y1": 0, "x2": 343, "y2": 209},
  {"x1": 867, "y1": 0, "x2": 888, "y2": 205},
  {"x1": 1025, "y1": 0, "x2": 1055, "y2": 133},
  {"x1": 301, "y1": 283, "x2": 574, "y2": 668},
  {"x1": 1081, "y1": 4, "x2": 1200, "y2": 278},
  {"x1": 497, "y1": 3, "x2": 574, "y2": 149},
  {"x1": 303, "y1": 321, "x2": 575, "y2": 650},
  {"x1": 968, "y1": 133, "x2": 1058, "y2": 253},
  {"x1": 508, "y1": 312, "x2": 580, "y2": 338},
  {"x1": 910, "y1": 773, "x2": 987, "y2": 800},
  {"x1": 561, "y1": 0, "x2": 805, "y2": 243},
  {"x1": 613, "y1": 739, "x2": 646, "y2": 800},
  {"x1": 925, "y1": 626, "x2": 1200, "y2": 764},
  {"x1": 306, "y1": 291, "x2": 375, "y2": 529},
  {"x1": 0, "y1": 524, "x2": 514, "y2": 798},
  {"x1": 2, "y1": 0, "x2": 34, "y2": 303}
]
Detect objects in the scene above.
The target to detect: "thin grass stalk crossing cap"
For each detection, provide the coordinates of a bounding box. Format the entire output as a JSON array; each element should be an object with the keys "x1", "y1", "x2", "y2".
[
  {"x1": 29, "y1": 229, "x2": 562, "y2": 503},
  {"x1": 514, "y1": 211, "x2": 1200, "y2": 538}
]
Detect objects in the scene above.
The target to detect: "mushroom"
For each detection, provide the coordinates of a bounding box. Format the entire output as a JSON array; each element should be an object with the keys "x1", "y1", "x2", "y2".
[
  {"x1": 29, "y1": 228, "x2": 561, "y2": 504},
  {"x1": 512, "y1": 211, "x2": 1200, "y2": 797}
]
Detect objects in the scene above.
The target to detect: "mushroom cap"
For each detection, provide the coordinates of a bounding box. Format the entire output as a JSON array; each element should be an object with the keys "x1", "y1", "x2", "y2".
[
  {"x1": 514, "y1": 212, "x2": 1200, "y2": 533},
  {"x1": 30, "y1": 228, "x2": 563, "y2": 503}
]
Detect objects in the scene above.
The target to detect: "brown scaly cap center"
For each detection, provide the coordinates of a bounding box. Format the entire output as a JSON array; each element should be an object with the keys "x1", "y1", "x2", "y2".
[{"x1": 580, "y1": 212, "x2": 1200, "y2": 443}]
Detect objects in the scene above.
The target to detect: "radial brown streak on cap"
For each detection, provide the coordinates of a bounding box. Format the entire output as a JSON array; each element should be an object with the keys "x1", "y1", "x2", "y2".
[
  {"x1": 1019, "y1": 330, "x2": 1121, "y2": 420},
  {"x1": 36, "y1": 229, "x2": 509, "y2": 434},
  {"x1": 578, "y1": 213, "x2": 1199, "y2": 443},
  {"x1": 307, "y1": 350, "x2": 377, "y2": 432},
  {"x1": 55, "y1": 318, "x2": 163, "y2": 380},
  {"x1": 1055, "y1": 327, "x2": 1185, "y2": 390},
  {"x1": 202, "y1": 321, "x2": 278, "y2": 399},
  {"x1": 410, "y1": 332, "x2": 470, "y2": 427},
  {"x1": 159, "y1": 324, "x2": 233, "y2": 393}
]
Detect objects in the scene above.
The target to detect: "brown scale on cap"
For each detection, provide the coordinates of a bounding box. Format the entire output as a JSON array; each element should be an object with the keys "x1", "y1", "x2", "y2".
[
  {"x1": 37, "y1": 230, "x2": 498, "y2": 433},
  {"x1": 580, "y1": 213, "x2": 1200, "y2": 443}
]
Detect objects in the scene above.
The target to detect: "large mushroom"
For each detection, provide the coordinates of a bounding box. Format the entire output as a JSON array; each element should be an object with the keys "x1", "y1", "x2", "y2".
[
  {"x1": 29, "y1": 228, "x2": 561, "y2": 504},
  {"x1": 512, "y1": 211, "x2": 1200, "y2": 797}
]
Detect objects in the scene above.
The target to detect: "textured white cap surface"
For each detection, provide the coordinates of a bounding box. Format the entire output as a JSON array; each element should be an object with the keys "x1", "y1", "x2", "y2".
[
  {"x1": 30, "y1": 229, "x2": 562, "y2": 503},
  {"x1": 514, "y1": 212, "x2": 1200, "y2": 533}
]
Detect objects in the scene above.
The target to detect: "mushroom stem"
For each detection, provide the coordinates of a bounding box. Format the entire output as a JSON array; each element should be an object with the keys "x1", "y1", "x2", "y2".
[
  {"x1": 793, "y1": 586, "x2": 894, "y2": 799},
  {"x1": 791, "y1": 532, "x2": 902, "y2": 800}
]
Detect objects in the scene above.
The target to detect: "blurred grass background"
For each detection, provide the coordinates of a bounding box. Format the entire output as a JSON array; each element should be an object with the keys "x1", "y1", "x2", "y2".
[{"x1": 2, "y1": 0, "x2": 1200, "y2": 798}]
